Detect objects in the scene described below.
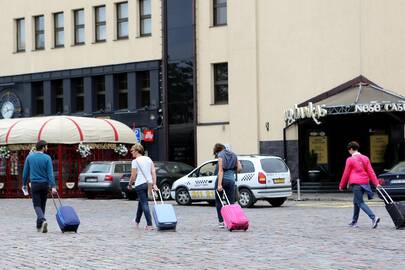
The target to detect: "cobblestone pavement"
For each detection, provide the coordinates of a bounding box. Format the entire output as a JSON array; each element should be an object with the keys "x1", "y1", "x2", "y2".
[{"x1": 1, "y1": 196, "x2": 404, "y2": 270}]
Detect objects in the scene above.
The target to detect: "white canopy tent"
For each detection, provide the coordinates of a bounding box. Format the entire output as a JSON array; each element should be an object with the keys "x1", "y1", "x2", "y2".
[{"x1": 0, "y1": 116, "x2": 136, "y2": 145}]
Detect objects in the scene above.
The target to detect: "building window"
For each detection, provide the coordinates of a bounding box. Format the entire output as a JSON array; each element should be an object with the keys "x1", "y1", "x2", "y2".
[
  {"x1": 138, "y1": 71, "x2": 150, "y2": 107},
  {"x1": 54, "y1": 12, "x2": 64, "y2": 47},
  {"x1": 93, "y1": 76, "x2": 105, "y2": 111},
  {"x1": 117, "y1": 2, "x2": 128, "y2": 39},
  {"x1": 16, "y1": 18, "x2": 25, "y2": 52},
  {"x1": 95, "y1": 6, "x2": 106, "y2": 42},
  {"x1": 33, "y1": 82, "x2": 44, "y2": 115},
  {"x1": 52, "y1": 80, "x2": 64, "y2": 114},
  {"x1": 139, "y1": 0, "x2": 151, "y2": 36},
  {"x1": 34, "y1": 15, "x2": 45, "y2": 50},
  {"x1": 213, "y1": 63, "x2": 228, "y2": 104},
  {"x1": 74, "y1": 9, "x2": 85, "y2": 45},
  {"x1": 72, "y1": 78, "x2": 84, "y2": 112},
  {"x1": 213, "y1": 0, "x2": 227, "y2": 26},
  {"x1": 116, "y1": 74, "x2": 128, "y2": 110}
]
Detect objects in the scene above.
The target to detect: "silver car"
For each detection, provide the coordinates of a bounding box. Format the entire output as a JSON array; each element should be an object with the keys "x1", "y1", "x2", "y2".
[{"x1": 78, "y1": 161, "x2": 131, "y2": 199}]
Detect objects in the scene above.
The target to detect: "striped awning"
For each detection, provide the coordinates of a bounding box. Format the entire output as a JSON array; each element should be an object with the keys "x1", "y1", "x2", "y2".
[{"x1": 0, "y1": 116, "x2": 136, "y2": 145}]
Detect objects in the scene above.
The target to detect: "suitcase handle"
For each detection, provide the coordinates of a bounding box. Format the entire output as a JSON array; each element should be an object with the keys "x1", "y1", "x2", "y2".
[
  {"x1": 51, "y1": 191, "x2": 63, "y2": 210},
  {"x1": 215, "y1": 189, "x2": 231, "y2": 206},
  {"x1": 152, "y1": 189, "x2": 164, "y2": 205},
  {"x1": 377, "y1": 186, "x2": 394, "y2": 204}
]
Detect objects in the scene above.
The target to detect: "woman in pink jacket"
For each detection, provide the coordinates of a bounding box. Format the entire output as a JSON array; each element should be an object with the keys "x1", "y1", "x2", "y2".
[{"x1": 339, "y1": 141, "x2": 381, "y2": 228}]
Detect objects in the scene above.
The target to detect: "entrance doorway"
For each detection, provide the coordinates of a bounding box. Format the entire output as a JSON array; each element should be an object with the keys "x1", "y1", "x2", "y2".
[{"x1": 298, "y1": 112, "x2": 405, "y2": 182}]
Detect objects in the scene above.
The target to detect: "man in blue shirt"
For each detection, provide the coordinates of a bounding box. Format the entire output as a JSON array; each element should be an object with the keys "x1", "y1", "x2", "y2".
[{"x1": 22, "y1": 140, "x2": 57, "y2": 233}]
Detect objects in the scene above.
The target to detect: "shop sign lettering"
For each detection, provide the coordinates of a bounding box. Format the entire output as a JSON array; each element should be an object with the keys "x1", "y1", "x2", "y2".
[
  {"x1": 355, "y1": 102, "x2": 405, "y2": 113},
  {"x1": 285, "y1": 102, "x2": 327, "y2": 125}
]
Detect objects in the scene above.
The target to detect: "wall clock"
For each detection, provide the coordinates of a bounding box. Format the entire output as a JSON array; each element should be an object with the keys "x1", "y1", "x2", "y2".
[{"x1": 0, "y1": 91, "x2": 22, "y2": 119}]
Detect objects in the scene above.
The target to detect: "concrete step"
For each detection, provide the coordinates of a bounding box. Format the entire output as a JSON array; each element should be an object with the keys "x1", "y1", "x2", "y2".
[{"x1": 294, "y1": 181, "x2": 339, "y2": 193}]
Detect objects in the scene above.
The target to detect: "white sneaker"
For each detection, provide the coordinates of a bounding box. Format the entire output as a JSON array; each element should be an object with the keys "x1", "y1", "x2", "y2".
[
  {"x1": 218, "y1": 222, "x2": 225, "y2": 229},
  {"x1": 41, "y1": 221, "x2": 48, "y2": 233},
  {"x1": 372, "y1": 217, "x2": 381, "y2": 229}
]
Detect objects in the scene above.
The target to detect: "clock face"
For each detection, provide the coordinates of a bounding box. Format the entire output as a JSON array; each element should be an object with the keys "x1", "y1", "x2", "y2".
[
  {"x1": 0, "y1": 91, "x2": 22, "y2": 119},
  {"x1": 1, "y1": 101, "x2": 14, "y2": 119}
]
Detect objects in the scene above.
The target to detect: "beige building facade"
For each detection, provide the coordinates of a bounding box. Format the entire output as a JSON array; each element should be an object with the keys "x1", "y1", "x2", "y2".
[
  {"x1": 196, "y1": 0, "x2": 405, "y2": 183},
  {"x1": 0, "y1": 0, "x2": 162, "y2": 76}
]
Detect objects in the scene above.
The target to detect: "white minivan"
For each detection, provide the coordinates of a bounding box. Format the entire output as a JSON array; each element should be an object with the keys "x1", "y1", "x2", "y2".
[{"x1": 171, "y1": 155, "x2": 292, "y2": 208}]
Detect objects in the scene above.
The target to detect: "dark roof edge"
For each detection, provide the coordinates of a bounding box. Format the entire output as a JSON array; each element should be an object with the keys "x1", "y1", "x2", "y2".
[{"x1": 298, "y1": 75, "x2": 379, "y2": 107}]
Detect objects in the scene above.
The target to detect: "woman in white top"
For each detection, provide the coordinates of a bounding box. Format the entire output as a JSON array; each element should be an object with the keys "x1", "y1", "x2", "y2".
[{"x1": 128, "y1": 143, "x2": 157, "y2": 230}]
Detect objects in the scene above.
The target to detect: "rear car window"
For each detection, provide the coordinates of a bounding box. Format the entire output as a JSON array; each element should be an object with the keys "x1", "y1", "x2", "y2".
[
  {"x1": 179, "y1": 163, "x2": 194, "y2": 174},
  {"x1": 240, "y1": 160, "x2": 255, "y2": 173},
  {"x1": 166, "y1": 163, "x2": 182, "y2": 174},
  {"x1": 389, "y1": 162, "x2": 405, "y2": 173},
  {"x1": 260, "y1": 158, "x2": 288, "y2": 173},
  {"x1": 114, "y1": 164, "x2": 125, "y2": 173},
  {"x1": 85, "y1": 163, "x2": 111, "y2": 173}
]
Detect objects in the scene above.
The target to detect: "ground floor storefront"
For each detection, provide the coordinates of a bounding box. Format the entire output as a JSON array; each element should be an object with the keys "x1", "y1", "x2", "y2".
[{"x1": 279, "y1": 82, "x2": 405, "y2": 188}]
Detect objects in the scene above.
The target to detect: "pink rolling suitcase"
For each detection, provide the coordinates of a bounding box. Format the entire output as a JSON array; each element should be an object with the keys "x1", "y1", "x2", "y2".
[{"x1": 216, "y1": 190, "x2": 249, "y2": 231}]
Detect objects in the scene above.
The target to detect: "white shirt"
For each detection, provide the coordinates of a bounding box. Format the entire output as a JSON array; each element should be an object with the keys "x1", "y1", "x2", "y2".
[{"x1": 131, "y1": 156, "x2": 153, "y2": 187}]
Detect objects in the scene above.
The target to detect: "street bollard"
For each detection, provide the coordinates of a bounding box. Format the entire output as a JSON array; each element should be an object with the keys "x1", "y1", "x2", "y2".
[{"x1": 297, "y1": 178, "x2": 301, "y2": 201}]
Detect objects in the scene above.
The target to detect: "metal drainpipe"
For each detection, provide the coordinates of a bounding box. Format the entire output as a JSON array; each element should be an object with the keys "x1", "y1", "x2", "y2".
[
  {"x1": 161, "y1": 0, "x2": 169, "y2": 161},
  {"x1": 192, "y1": 0, "x2": 197, "y2": 166}
]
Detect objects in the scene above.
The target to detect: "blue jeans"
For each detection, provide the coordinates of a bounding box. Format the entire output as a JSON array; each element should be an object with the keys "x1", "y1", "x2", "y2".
[
  {"x1": 134, "y1": 183, "x2": 152, "y2": 226},
  {"x1": 31, "y1": 182, "x2": 49, "y2": 228},
  {"x1": 352, "y1": 184, "x2": 376, "y2": 222},
  {"x1": 215, "y1": 177, "x2": 236, "y2": 223}
]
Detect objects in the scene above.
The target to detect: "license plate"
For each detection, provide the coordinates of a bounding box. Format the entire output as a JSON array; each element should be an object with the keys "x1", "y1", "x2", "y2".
[
  {"x1": 273, "y1": 178, "x2": 285, "y2": 184},
  {"x1": 86, "y1": 178, "x2": 97, "y2": 182},
  {"x1": 390, "y1": 179, "x2": 405, "y2": 184}
]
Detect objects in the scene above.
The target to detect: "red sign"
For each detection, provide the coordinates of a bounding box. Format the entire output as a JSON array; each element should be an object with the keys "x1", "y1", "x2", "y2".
[{"x1": 143, "y1": 129, "x2": 154, "y2": 142}]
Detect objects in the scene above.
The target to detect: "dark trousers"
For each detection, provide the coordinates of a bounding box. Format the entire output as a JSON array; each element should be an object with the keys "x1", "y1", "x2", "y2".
[
  {"x1": 352, "y1": 184, "x2": 376, "y2": 222},
  {"x1": 31, "y1": 182, "x2": 49, "y2": 228},
  {"x1": 135, "y1": 183, "x2": 152, "y2": 226},
  {"x1": 215, "y1": 178, "x2": 236, "y2": 223}
]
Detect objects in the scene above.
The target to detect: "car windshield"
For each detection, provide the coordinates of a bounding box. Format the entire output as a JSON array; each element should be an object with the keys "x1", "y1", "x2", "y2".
[
  {"x1": 84, "y1": 163, "x2": 111, "y2": 173},
  {"x1": 389, "y1": 162, "x2": 405, "y2": 173},
  {"x1": 260, "y1": 158, "x2": 288, "y2": 173}
]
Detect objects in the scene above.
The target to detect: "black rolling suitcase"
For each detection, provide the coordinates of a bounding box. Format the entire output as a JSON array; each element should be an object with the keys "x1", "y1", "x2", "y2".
[{"x1": 377, "y1": 187, "x2": 405, "y2": 229}]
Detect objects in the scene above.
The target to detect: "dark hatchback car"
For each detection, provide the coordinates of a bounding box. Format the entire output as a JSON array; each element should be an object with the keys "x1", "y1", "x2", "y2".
[
  {"x1": 120, "y1": 161, "x2": 193, "y2": 200},
  {"x1": 378, "y1": 161, "x2": 405, "y2": 201}
]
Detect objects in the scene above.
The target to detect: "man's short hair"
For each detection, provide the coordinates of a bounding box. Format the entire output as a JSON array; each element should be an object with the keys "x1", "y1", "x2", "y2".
[
  {"x1": 36, "y1": 140, "x2": 48, "y2": 151},
  {"x1": 347, "y1": 141, "x2": 360, "y2": 151}
]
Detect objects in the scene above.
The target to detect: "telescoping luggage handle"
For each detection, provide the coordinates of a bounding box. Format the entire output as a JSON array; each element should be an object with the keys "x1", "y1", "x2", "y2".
[
  {"x1": 152, "y1": 189, "x2": 164, "y2": 205},
  {"x1": 377, "y1": 186, "x2": 394, "y2": 204},
  {"x1": 51, "y1": 191, "x2": 63, "y2": 210},
  {"x1": 215, "y1": 189, "x2": 231, "y2": 207}
]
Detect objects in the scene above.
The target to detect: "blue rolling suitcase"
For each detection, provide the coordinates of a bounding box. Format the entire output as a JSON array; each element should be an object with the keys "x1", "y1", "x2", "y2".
[
  {"x1": 52, "y1": 192, "x2": 80, "y2": 233},
  {"x1": 152, "y1": 190, "x2": 177, "y2": 231}
]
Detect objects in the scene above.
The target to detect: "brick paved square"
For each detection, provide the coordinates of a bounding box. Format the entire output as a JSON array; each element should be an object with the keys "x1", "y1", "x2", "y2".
[{"x1": 0, "y1": 197, "x2": 404, "y2": 269}]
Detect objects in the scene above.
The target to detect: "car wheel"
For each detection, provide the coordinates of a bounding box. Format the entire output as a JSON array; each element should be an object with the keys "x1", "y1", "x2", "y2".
[
  {"x1": 127, "y1": 192, "x2": 137, "y2": 200},
  {"x1": 85, "y1": 192, "x2": 95, "y2": 199},
  {"x1": 160, "y1": 182, "x2": 172, "y2": 200},
  {"x1": 238, "y1": 188, "x2": 254, "y2": 208},
  {"x1": 267, "y1": 197, "x2": 287, "y2": 207},
  {"x1": 176, "y1": 188, "x2": 191, "y2": 205}
]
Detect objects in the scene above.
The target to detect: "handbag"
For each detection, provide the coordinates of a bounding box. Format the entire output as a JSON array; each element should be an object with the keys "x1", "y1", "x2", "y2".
[{"x1": 135, "y1": 159, "x2": 153, "y2": 198}]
